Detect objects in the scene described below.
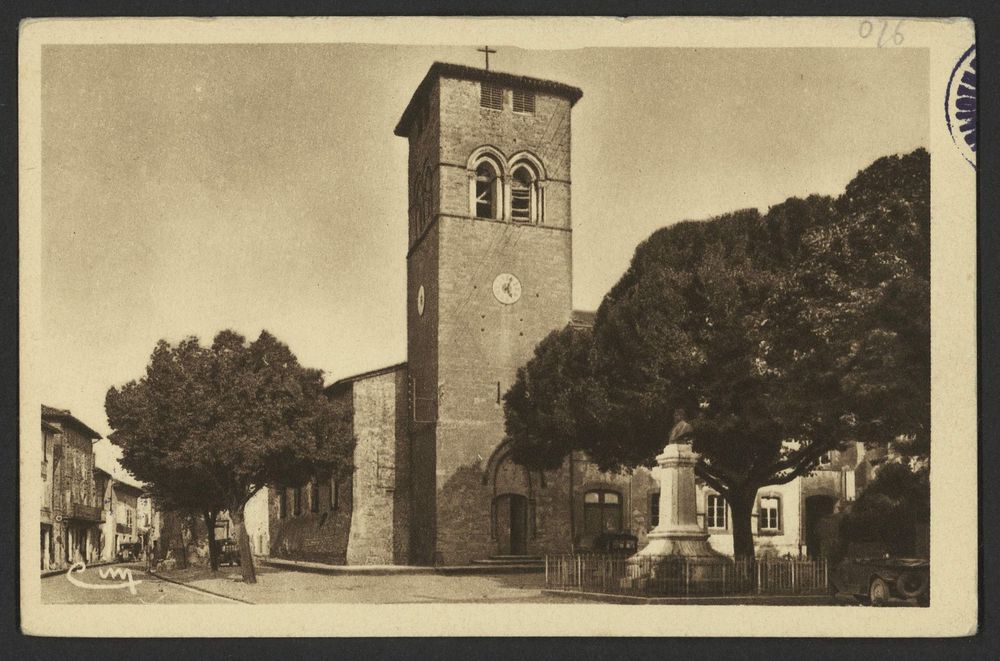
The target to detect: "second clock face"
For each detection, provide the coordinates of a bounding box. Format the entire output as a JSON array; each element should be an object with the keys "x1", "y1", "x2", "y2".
[
  {"x1": 417, "y1": 285, "x2": 425, "y2": 316},
  {"x1": 492, "y1": 273, "x2": 522, "y2": 305}
]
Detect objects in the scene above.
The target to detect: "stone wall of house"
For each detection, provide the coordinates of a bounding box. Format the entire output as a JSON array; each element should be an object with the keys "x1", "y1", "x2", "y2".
[
  {"x1": 48, "y1": 422, "x2": 102, "y2": 567},
  {"x1": 686, "y1": 478, "x2": 803, "y2": 558}
]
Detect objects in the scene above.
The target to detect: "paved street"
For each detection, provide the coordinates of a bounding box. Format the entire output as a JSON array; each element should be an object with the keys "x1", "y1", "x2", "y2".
[
  {"x1": 148, "y1": 565, "x2": 576, "y2": 604},
  {"x1": 41, "y1": 564, "x2": 238, "y2": 605},
  {"x1": 43, "y1": 563, "x2": 905, "y2": 606}
]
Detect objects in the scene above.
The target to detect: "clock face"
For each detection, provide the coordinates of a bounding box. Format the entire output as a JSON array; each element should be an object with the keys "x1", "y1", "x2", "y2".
[
  {"x1": 417, "y1": 285, "x2": 425, "y2": 316},
  {"x1": 492, "y1": 273, "x2": 522, "y2": 305}
]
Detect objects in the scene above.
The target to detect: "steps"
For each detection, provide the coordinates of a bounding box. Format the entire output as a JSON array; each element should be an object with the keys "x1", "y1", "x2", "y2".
[
  {"x1": 470, "y1": 555, "x2": 544, "y2": 565},
  {"x1": 436, "y1": 555, "x2": 544, "y2": 575}
]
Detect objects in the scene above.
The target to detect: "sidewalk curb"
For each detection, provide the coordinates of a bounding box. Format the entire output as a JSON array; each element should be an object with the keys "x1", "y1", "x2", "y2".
[
  {"x1": 149, "y1": 569, "x2": 256, "y2": 605},
  {"x1": 263, "y1": 557, "x2": 544, "y2": 576},
  {"x1": 542, "y1": 589, "x2": 838, "y2": 605}
]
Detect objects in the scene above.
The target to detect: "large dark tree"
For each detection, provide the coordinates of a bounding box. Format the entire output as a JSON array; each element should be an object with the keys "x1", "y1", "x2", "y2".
[
  {"x1": 504, "y1": 149, "x2": 929, "y2": 561},
  {"x1": 839, "y1": 461, "x2": 930, "y2": 557},
  {"x1": 106, "y1": 330, "x2": 354, "y2": 583}
]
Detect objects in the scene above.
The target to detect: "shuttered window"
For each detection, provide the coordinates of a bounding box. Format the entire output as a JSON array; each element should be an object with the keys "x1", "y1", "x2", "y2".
[
  {"x1": 480, "y1": 83, "x2": 503, "y2": 110},
  {"x1": 512, "y1": 89, "x2": 535, "y2": 114}
]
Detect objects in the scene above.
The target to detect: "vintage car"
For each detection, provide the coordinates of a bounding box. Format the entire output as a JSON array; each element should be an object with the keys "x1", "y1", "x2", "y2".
[
  {"x1": 116, "y1": 541, "x2": 144, "y2": 562},
  {"x1": 831, "y1": 555, "x2": 929, "y2": 606},
  {"x1": 217, "y1": 539, "x2": 242, "y2": 567}
]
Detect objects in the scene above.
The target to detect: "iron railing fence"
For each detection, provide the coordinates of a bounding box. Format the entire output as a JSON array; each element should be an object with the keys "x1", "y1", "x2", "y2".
[{"x1": 545, "y1": 554, "x2": 828, "y2": 597}]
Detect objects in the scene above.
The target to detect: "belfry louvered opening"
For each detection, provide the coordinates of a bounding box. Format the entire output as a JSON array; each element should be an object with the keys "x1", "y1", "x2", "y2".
[
  {"x1": 480, "y1": 83, "x2": 503, "y2": 110},
  {"x1": 512, "y1": 89, "x2": 535, "y2": 114}
]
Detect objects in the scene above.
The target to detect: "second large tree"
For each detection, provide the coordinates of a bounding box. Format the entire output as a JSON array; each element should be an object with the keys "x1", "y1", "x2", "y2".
[{"x1": 504, "y1": 149, "x2": 929, "y2": 560}]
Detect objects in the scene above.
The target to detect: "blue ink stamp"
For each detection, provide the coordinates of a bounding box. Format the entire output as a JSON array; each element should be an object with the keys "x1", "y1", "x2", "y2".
[{"x1": 945, "y1": 45, "x2": 976, "y2": 169}]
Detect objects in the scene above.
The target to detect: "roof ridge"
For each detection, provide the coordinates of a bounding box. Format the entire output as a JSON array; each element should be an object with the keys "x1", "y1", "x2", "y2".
[{"x1": 395, "y1": 61, "x2": 583, "y2": 137}]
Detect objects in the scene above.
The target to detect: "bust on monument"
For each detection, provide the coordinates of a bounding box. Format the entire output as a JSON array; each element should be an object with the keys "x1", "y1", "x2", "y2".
[
  {"x1": 667, "y1": 408, "x2": 693, "y2": 445},
  {"x1": 630, "y1": 406, "x2": 723, "y2": 559}
]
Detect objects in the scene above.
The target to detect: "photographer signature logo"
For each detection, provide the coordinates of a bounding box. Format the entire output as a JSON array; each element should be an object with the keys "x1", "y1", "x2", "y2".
[{"x1": 65, "y1": 561, "x2": 142, "y2": 596}]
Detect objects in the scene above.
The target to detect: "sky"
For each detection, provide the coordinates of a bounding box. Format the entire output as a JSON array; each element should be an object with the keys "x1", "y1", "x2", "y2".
[{"x1": 37, "y1": 43, "x2": 928, "y2": 465}]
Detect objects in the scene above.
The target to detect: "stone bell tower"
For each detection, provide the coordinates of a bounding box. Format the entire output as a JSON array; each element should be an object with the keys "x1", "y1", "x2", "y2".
[{"x1": 394, "y1": 61, "x2": 582, "y2": 564}]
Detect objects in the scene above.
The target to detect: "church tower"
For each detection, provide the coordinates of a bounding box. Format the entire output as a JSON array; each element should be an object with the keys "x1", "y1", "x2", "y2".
[{"x1": 395, "y1": 62, "x2": 582, "y2": 564}]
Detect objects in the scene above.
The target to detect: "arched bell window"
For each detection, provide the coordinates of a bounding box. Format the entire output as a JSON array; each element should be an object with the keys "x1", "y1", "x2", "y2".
[
  {"x1": 474, "y1": 159, "x2": 501, "y2": 220},
  {"x1": 510, "y1": 164, "x2": 537, "y2": 223}
]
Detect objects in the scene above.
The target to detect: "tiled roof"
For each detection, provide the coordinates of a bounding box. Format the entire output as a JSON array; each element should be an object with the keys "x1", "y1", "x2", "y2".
[
  {"x1": 570, "y1": 309, "x2": 597, "y2": 328},
  {"x1": 325, "y1": 362, "x2": 408, "y2": 394},
  {"x1": 394, "y1": 61, "x2": 584, "y2": 136},
  {"x1": 41, "y1": 404, "x2": 103, "y2": 440}
]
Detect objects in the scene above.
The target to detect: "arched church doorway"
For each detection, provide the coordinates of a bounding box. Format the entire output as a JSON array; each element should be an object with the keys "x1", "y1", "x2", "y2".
[
  {"x1": 805, "y1": 495, "x2": 838, "y2": 558},
  {"x1": 494, "y1": 493, "x2": 529, "y2": 556}
]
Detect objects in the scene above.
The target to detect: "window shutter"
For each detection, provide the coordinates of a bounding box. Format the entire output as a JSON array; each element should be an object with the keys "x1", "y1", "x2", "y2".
[
  {"x1": 480, "y1": 83, "x2": 503, "y2": 110},
  {"x1": 512, "y1": 89, "x2": 535, "y2": 113}
]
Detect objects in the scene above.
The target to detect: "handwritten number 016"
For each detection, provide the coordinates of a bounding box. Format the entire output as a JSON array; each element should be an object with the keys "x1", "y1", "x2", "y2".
[{"x1": 860, "y1": 20, "x2": 904, "y2": 47}]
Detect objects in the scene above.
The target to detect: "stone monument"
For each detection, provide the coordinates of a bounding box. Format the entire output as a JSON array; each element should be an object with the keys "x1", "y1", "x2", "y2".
[{"x1": 633, "y1": 410, "x2": 723, "y2": 559}]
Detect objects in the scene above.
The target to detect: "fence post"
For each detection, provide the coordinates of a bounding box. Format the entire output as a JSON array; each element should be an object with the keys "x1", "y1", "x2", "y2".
[{"x1": 684, "y1": 558, "x2": 690, "y2": 596}]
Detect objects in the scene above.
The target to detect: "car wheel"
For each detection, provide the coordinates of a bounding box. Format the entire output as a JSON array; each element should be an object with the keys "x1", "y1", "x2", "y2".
[
  {"x1": 896, "y1": 571, "x2": 929, "y2": 599},
  {"x1": 869, "y1": 577, "x2": 890, "y2": 607}
]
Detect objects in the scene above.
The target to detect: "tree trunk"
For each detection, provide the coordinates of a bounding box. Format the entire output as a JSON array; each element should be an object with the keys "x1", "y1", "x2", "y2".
[
  {"x1": 230, "y1": 504, "x2": 257, "y2": 584},
  {"x1": 203, "y1": 510, "x2": 219, "y2": 572},
  {"x1": 178, "y1": 512, "x2": 192, "y2": 569},
  {"x1": 729, "y1": 490, "x2": 757, "y2": 562}
]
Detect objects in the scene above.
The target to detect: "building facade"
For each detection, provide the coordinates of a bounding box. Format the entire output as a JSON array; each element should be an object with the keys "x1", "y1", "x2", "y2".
[
  {"x1": 112, "y1": 481, "x2": 142, "y2": 555},
  {"x1": 267, "y1": 62, "x2": 870, "y2": 566},
  {"x1": 136, "y1": 495, "x2": 162, "y2": 557},
  {"x1": 40, "y1": 405, "x2": 103, "y2": 570}
]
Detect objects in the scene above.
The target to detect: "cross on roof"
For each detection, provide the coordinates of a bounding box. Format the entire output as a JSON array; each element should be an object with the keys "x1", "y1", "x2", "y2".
[{"x1": 477, "y1": 45, "x2": 497, "y2": 70}]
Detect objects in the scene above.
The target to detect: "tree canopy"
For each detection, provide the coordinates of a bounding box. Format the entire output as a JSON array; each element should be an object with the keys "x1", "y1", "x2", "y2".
[
  {"x1": 504, "y1": 149, "x2": 930, "y2": 559},
  {"x1": 106, "y1": 329, "x2": 355, "y2": 582}
]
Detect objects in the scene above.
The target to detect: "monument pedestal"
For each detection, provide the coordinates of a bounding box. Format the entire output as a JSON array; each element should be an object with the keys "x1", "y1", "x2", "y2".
[
  {"x1": 634, "y1": 441, "x2": 723, "y2": 559},
  {"x1": 624, "y1": 441, "x2": 724, "y2": 591}
]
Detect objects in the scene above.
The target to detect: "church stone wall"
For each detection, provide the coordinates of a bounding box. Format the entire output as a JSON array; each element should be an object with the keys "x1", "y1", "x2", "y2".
[
  {"x1": 267, "y1": 479, "x2": 353, "y2": 564},
  {"x1": 407, "y1": 221, "x2": 439, "y2": 565},
  {"x1": 398, "y1": 66, "x2": 583, "y2": 564},
  {"x1": 346, "y1": 368, "x2": 409, "y2": 565},
  {"x1": 419, "y1": 73, "x2": 576, "y2": 565},
  {"x1": 407, "y1": 78, "x2": 441, "y2": 246},
  {"x1": 436, "y1": 77, "x2": 573, "y2": 230},
  {"x1": 431, "y1": 216, "x2": 572, "y2": 564}
]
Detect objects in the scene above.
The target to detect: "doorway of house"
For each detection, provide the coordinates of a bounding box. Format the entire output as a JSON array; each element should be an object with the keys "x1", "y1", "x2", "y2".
[
  {"x1": 805, "y1": 495, "x2": 838, "y2": 558},
  {"x1": 495, "y1": 493, "x2": 529, "y2": 556}
]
